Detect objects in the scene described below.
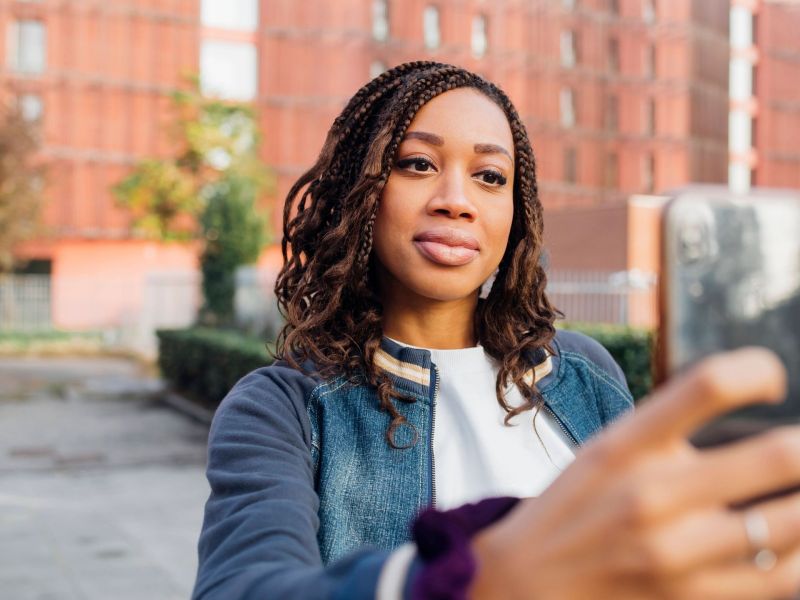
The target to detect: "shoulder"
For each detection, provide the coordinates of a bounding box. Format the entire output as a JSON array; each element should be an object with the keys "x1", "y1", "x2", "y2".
[
  {"x1": 552, "y1": 329, "x2": 629, "y2": 391},
  {"x1": 555, "y1": 329, "x2": 625, "y2": 384},
  {"x1": 209, "y1": 360, "x2": 322, "y2": 447}
]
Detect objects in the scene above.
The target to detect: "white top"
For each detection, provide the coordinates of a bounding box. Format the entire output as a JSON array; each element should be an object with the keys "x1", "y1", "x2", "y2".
[
  {"x1": 377, "y1": 340, "x2": 577, "y2": 599},
  {"x1": 427, "y1": 345, "x2": 576, "y2": 509}
]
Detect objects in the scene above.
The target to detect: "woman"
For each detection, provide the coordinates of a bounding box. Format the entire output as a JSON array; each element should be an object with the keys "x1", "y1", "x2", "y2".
[{"x1": 193, "y1": 62, "x2": 800, "y2": 599}]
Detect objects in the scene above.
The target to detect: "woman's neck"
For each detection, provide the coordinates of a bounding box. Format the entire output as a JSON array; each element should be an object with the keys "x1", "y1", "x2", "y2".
[{"x1": 381, "y1": 295, "x2": 478, "y2": 350}]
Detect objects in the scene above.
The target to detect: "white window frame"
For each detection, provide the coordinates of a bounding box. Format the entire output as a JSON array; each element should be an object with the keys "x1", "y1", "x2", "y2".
[
  {"x1": 19, "y1": 93, "x2": 44, "y2": 122},
  {"x1": 370, "y1": 60, "x2": 387, "y2": 79},
  {"x1": 471, "y1": 14, "x2": 488, "y2": 58},
  {"x1": 560, "y1": 87, "x2": 576, "y2": 128},
  {"x1": 560, "y1": 30, "x2": 577, "y2": 68},
  {"x1": 201, "y1": 0, "x2": 259, "y2": 32},
  {"x1": 7, "y1": 20, "x2": 46, "y2": 74},
  {"x1": 423, "y1": 5, "x2": 441, "y2": 50},
  {"x1": 200, "y1": 40, "x2": 258, "y2": 101},
  {"x1": 373, "y1": 0, "x2": 389, "y2": 42}
]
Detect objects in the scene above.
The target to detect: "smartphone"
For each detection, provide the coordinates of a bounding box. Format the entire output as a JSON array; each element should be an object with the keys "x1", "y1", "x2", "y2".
[{"x1": 657, "y1": 187, "x2": 800, "y2": 448}]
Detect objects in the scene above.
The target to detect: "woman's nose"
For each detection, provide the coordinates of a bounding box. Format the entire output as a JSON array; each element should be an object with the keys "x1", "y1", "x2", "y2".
[{"x1": 427, "y1": 174, "x2": 477, "y2": 221}]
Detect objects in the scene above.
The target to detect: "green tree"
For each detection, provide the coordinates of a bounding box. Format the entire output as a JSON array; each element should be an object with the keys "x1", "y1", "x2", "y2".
[
  {"x1": 0, "y1": 104, "x2": 45, "y2": 272},
  {"x1": 199, "y1": 176, "x2": 266, "y2": 324},
  {"x1": 113, "y1": 78, "x2": 270, "y2": 240},
  {"x1": 113, "y1": 79, "x2": 272, "y2": 323}
]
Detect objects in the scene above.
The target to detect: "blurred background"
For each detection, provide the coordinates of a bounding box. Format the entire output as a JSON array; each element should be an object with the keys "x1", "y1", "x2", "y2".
[{"x1": 0, "y1": 0, "x2": 798, "y2": 598}]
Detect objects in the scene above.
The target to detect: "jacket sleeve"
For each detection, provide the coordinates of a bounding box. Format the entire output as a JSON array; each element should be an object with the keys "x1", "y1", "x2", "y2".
[{"x1": 191, "y1": 364, "x2": 400, "y2": 600}]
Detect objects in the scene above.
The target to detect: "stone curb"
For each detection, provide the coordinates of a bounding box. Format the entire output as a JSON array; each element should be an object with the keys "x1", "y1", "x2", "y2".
[{"x1": 160, "y1": 390, "x2": 215, "y2": 426}]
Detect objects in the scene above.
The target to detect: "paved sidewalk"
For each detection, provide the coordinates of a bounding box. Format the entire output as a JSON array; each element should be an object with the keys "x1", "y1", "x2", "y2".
[{"x1": 0, "y1": 358, "x2": 211, "y2": 600}]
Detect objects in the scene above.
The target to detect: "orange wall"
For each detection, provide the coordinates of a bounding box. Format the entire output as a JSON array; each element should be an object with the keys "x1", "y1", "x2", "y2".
[{"x1": 51, "y1": 240, "x2": 198, "y2": 329}]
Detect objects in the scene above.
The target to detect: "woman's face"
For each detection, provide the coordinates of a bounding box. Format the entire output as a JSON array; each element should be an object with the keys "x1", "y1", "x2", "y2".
[{"x1": 372, "y1": 88, "x2": 515, "y2": 305}]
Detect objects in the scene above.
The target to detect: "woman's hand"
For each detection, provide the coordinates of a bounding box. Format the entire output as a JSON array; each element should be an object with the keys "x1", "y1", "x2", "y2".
[{"x1": 470, "y1": 347, "x2": 800, "y2": 600}]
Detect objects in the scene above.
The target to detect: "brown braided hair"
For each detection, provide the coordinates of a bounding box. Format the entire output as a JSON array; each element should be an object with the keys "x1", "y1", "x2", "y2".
[{"x1": 274, "y1": 61, "x2": 560, "y2": 448}]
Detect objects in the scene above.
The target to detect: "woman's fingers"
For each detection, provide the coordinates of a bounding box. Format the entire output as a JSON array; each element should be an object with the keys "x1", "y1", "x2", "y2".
[
  {"x1": 672, "y1": 425, "x2": 800, "y2": 509},
  {"x1": 543, "y1": 348, "x2": 787, "y2": 522},
  {"x1": 628, "y1": 490, "x2": 800, "y2": 576},
  {"x1": 661, "y1": 545, "x2": 800, "y2": 600},
  {"x1": 589, "y1": 347, "x2": 786, "y2": 464}
]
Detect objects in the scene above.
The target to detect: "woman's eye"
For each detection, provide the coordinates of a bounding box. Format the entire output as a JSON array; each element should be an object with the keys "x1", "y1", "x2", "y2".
[
  {"x1": 476, "y1": 170, "x2": 508, "y2": 186},
  {"x1": 396, "y1": 158, "x2": 434, "y2": 173}
]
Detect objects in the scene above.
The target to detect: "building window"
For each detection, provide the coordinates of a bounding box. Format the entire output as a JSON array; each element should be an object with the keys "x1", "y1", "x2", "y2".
[
  {"x1": 609, "y1": 0, "x2": 620, "y2": 15},
  {"x1": 730, "y1": 58, "x2": 753, "y2": 101},
  {"x1": 560, "y1": 87, "x2": 576, "y2": 128},
  {"x1": 18, "y1": 93, "x2": 43, "y2": 122},
  {"x1": 642, "y1": 152, "x2": 655, "y2": 192},
  {"x1": 560, "y1": 30, "x2": 578, "y2": 68},
  {"x1": 608, "y1": 37, "x2": 620, "y2": 72},
  {"x1": 471, "y1": 14, "x2": 488, "y2": 58},
  {"x1": 201, "y1": 0, "x2": 259, "y2": 31},
  {"x1": 373, "y1": 0, "x2": 389, "y2": 42},
  {"x1": 564, "y1": 147, "x2": 578, "y2": 184},
  {"x1": 642, "y1": 0, "x2": 656, "y2": 24},
  {"x1": 645, "y1": 97, "x2": 656, "y2": 135},
  {"x1": 200, "y1": 40, "x2": 258, "y2": 101},
  {"x1": 605, "y1": 152, "x2": 619, "y2": 188},
  {"x1": 605, "y1": 94, "x2": 618, "y2": 131},
  {"x1": 645, "y1": 44, "x2": 656, "y2": 78},
  {"x1": 370, "y1": 60, "x2": 387, "y2": 79},
  {"x1": 423, "y1": 5, "x2": 441, "y2": 50},
  {"x1": 7, "y1": 20, "x2": 46, "y2": 74}
]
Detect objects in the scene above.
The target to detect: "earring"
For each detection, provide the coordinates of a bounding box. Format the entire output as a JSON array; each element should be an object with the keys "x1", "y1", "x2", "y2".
[{"x1": 479, "y1": 269, "x2": 498, "y2": 299}]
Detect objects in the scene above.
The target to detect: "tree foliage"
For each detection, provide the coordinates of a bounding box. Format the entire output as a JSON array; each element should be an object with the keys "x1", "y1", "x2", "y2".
[
  {"x1": 199, "y1": 176, "x2": 266, "y2": 324},
  {"x1": 113, "y1": 78, "x2": 272, "y2": 323},
  {"x1": 0, "y1": 104, "x2": 45, "y2": 272},
  {"x1": 113, "y1": 79, "x2": 270, "y2": 241}
]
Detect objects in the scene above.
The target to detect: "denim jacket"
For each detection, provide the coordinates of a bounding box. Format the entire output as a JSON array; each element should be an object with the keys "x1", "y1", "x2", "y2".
[{"x1": 193, "y1": 329, "x2": 633, "y2": 600}]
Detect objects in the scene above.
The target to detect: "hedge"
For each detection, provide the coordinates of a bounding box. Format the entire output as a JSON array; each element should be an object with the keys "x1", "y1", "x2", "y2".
[
  {"x1": 158, "y1": 323, "x2": 654, "y2": 410},
  {"x1": 156, "y1": 327, "x2": 273, "y2": 408},
  {"x1": 560, "y1": 322, "x2": 654, "y2": 401}
]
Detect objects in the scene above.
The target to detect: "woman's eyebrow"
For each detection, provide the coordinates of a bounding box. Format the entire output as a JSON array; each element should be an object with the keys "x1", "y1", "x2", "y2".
[
  {"x1": 403, "y1": 131, "x2": 512, "y2": 162},
  {"x1": 403, "y1": 131, "x2": 443, "y2": 145},
  {"x1": 474, "y1": 143, "x2": 512, "y2": 162}
]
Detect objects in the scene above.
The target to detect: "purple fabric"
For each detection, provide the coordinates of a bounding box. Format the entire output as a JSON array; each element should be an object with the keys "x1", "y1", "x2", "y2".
[{"x1": 410, "y1": 496, "x2": 520, "y2": 600}]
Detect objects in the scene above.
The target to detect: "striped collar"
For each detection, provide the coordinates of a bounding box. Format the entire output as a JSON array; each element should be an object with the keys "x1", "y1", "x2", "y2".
[{"x1": 375, "y1": 337, "x2": 553, "y2": 399}]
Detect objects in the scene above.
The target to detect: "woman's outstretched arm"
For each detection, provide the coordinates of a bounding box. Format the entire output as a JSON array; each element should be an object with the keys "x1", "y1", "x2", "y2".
[{"x1": 192, "y1": 364, "x2": 397, "y2": 600}]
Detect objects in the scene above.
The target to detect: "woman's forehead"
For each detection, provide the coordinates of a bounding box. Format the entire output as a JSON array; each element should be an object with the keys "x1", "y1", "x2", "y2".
[{"x1": 403, "y1": 88, "x2": 514, "y2": 153}]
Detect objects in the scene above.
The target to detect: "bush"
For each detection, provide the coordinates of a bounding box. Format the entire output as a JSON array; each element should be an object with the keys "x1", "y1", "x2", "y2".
[
  {"x1": 157, "y1": 323, "x2": 654, "y2": 410},
  {"x1": 560, "y1": 322, "x2": 654, "y2": 402},
  {"x1": 157, "y1": 327, "x2": 272, "y2": 408}
]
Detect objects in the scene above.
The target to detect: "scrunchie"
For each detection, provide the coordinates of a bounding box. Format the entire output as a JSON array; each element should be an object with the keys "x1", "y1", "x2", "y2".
[{"x1": 410, "y1": 496, "x2": 521, "y2": 600}]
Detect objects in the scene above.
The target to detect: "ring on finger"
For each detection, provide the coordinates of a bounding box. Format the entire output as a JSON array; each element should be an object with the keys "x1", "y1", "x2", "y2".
[{"x1": 742, "y1": 508, "x2": 778, "y2": 571}]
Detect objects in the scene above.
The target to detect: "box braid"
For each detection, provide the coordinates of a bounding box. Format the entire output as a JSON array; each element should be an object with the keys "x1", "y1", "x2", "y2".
[{"x1": 274, "y1": 61, "x2": 560, "y2": 448}]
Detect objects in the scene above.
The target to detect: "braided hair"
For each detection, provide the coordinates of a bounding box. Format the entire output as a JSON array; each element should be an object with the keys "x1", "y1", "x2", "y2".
[{"x1": 274, "y1": 61, "x2": 560, "y2": 447}]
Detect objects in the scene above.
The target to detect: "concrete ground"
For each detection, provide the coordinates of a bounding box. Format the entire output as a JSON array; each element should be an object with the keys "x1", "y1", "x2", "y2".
[{"x1": 0, "y1": 358, "x2": 211, "y2": 600}]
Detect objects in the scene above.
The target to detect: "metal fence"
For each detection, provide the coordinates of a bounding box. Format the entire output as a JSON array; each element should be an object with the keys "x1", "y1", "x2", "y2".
[
  {"x1": 0, "y1": 268, "x2": 657, "y2": 353},
  {"x1": 546, "y1": 269, "x2": 657, "y2": 326},
  {"x1": 0, "y1": 274, "x2": 51, "y2": 331}
]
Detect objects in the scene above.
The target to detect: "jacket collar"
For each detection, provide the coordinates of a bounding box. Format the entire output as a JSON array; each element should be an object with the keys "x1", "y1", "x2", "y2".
[{"x1": 375, "y1": 337, "x2": 554, "y2": 399}]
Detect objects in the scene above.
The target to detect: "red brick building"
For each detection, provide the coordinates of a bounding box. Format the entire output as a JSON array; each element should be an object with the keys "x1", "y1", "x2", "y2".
[
  {"x1": 753, "y1": 0, "x2": 800, "y2": 188},
  {"x1": 2, "y1": 0, "x2": 794, "y2": 333}
]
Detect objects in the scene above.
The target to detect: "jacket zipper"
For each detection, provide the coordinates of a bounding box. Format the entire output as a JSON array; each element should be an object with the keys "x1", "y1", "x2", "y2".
[
  {"x1": 543, "y1": 404, "x2": 579, "y2": 447},
  {"x1": 430, "y1": 365, "x2": 440, "y2": 508}
]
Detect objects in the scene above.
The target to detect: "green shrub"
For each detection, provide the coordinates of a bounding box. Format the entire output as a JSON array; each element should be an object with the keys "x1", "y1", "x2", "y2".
[
  {"x1": 157, "y1": 327, "x2": 272, "y2": 408},
  {"x1": 157, "y1": 324, "x2": 654, "y2": 409},
  {"x1": 559, "y1": 322, "x2": 654, "y2": 402}
]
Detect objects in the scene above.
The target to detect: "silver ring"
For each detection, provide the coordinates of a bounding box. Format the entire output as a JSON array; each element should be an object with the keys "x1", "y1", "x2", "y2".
[{"x1": 743, "y1": 509, "x2": 777, "y2": 571}]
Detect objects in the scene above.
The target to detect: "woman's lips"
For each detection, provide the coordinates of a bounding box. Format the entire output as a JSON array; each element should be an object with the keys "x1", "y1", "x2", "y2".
[{"x1": 413, "y1": 228, "x2": 480, "y2": 266}]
